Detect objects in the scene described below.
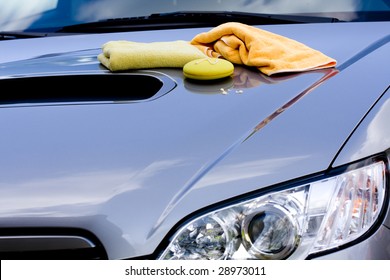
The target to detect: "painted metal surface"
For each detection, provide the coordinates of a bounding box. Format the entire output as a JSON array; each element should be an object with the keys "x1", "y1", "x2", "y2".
[{"x1": 0, "y1": 22, "x2": 389, "y2": 259}]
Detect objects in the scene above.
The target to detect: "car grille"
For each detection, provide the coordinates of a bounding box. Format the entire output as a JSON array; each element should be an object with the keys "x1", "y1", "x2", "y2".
[{"x1": 0, "y1": 228, "x2": 108, "y2": 260}]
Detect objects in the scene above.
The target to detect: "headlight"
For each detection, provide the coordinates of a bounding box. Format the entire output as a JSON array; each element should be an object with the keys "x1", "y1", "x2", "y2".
[{"x1": 159, "y1": 159, "x2": 387, "y2": 260}]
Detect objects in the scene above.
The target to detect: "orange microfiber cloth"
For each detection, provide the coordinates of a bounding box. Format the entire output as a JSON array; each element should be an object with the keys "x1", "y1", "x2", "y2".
[{"x1": 191, "y1": 22, "x2": 337, "y2": 76}]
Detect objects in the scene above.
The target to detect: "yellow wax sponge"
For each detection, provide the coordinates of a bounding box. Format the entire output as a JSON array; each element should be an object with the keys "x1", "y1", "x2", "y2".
[{"x1": 183, "y1": 58, "x2": 234, "y2": 80}]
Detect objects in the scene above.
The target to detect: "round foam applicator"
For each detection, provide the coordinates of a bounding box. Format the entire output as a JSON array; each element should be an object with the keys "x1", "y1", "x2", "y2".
[{"x1": 183, "y1": 58, "x2": 234, "y2": 80}]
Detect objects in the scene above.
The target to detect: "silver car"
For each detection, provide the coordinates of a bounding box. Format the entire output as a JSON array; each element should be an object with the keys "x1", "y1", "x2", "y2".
[{"x1": 0, "y1": 0, "x2": 389, "y2": 260}]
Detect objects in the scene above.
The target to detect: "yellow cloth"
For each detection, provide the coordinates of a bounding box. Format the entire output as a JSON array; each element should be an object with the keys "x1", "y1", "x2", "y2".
[
  {"x1": 191, "y1": 22, "x2": 337, "y2": 76},
  {"x1": 98, "y1": 40, "x2": 207, "y2": 71}
]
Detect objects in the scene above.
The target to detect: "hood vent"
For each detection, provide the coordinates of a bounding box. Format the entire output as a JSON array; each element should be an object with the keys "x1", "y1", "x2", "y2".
[{"x1": 0, "y1": 72, "x2": 176, "y2": 107}]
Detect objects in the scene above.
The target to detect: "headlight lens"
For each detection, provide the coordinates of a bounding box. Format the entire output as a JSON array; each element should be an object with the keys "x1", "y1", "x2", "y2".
[
  {"x1": 159, "y1": 160, "x2": 386, "y2": 260},
  {"x1": 241, "y1": 196, "x2": 302, "y2": 259}
]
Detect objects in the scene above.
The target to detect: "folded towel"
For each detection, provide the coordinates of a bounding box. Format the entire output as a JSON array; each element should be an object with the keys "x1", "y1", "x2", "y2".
[
  {"x1": 98, "y1": 40, "x2": 208, "y2": 71},
  {"x1": 191, "y1": 22, "x2": 337, "y2": 76}
]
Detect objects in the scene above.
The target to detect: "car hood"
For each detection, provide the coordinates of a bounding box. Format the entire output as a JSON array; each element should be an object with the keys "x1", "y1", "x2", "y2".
[{"x1": 0, "y1": 22, "x2": 389, "y2": 259}]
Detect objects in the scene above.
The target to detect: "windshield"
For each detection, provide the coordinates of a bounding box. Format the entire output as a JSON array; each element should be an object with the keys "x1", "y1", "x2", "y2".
[{"x1": 1, "y1": 0, "x2": 389, "y2": 32}]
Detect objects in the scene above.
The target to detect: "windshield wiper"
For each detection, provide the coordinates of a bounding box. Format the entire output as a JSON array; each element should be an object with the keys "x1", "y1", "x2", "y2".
[
  {"x1": 0, "y1": 31, "x2": 49, "y2": 40},
  {"x1": 58, "y1": 11, "x2": 341, "y2": 33}
]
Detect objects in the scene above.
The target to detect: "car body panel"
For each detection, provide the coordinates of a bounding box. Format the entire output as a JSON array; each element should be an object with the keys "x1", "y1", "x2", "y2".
[
  {"x1": 0, "y1": 21, "x2": 389, "y2": 259},
  {"x1": 333, "y1": 87, "x2": 390, "y2": 169}
]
